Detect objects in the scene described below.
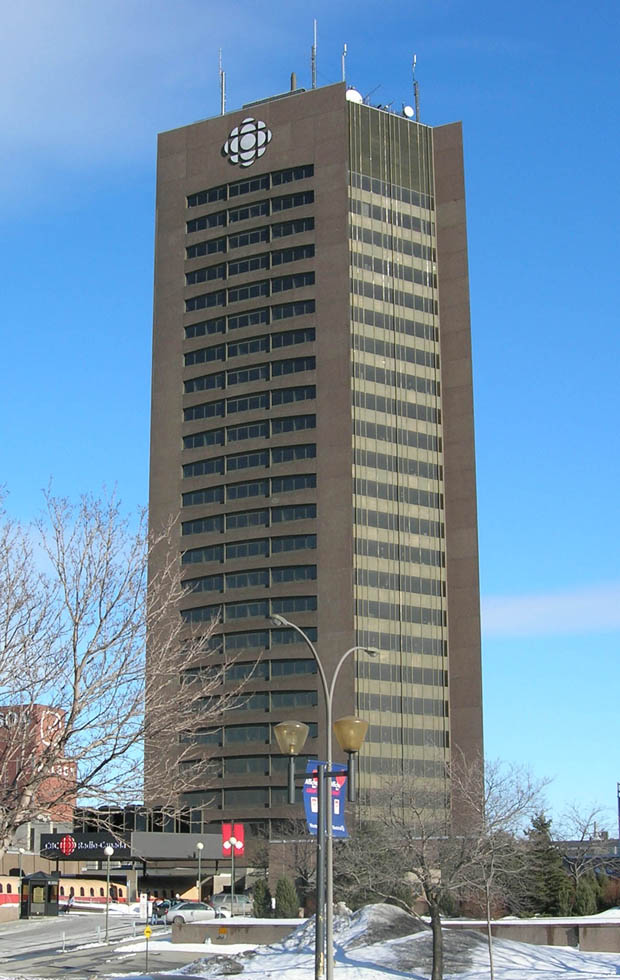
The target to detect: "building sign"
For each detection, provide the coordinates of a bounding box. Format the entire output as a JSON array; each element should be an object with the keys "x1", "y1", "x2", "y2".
[
  {"x1": 303, "y1": 761, "x2": 349, "y2": 838},
  {"x1": 222, "y1": 118, "x2": 272, "y2": 168},
  {"x1": 40, "y1": 832, "x2": 131, "y2": 860}
]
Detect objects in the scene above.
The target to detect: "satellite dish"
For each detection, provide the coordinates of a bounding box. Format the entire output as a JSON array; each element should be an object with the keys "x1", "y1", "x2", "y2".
[
  {"x1": 402, "y1": 105, "x2": 414, "y2": 118},
  {"x1": 345, "y1": 87, "x2": 363, "y2": 104}
]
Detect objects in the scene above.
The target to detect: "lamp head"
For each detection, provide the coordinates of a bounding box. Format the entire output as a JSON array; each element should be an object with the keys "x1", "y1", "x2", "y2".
[
  {"x1": 269, "y1": 614, "x2": 288, "y2": 627},
  {"x1": 274, "y1": 719, "x2": 309, "y2": 755},
  {"x1": 364, "y1": 647, "x2": 382, "y2": 658},
  {"x1": 196, "y1": 841, "x2": 204, "y2": 852},
  {"x1": 333, "y1": 715, "x2": 369, "y2": 753},
  {"x1": 103, "y1": 845, "x2": 114, "y2": 858}
]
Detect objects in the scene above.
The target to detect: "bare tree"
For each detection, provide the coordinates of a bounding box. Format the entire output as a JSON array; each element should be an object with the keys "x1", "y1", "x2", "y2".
[
  {"x1": 0, "y1": 490, "x2": 237, "y2": 857},
  {"x1": 335, "y1": 757, "x2": 546, "y2": 980},
  {"x1": 555, "y1": 802, "x2": 612, "y2": 891},
  {"x1": 336, "y1": 763, "x2": 482, "y2": 980},
  {"x1": 456, "y1": 759, "x2": 548, "y2": 980}
]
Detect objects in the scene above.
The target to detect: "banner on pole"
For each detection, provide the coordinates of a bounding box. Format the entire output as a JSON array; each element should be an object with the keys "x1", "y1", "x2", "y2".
[
  {"x1": 303, "y1": 760, "x2": 348, "y2": 838},
  {"x1": 221, "y1": 822, "x2": 245, "y2": 857}
]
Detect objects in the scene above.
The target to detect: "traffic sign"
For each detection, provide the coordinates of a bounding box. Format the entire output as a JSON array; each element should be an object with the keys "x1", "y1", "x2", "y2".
[{"x1": 144, "y1": 926, "x2": 152, "y2": 939}]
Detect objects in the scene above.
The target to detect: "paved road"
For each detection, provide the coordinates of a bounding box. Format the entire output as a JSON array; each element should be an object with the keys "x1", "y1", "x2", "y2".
[{"x1": 0, "y1": 913, "x2": 199, "y2": 979}]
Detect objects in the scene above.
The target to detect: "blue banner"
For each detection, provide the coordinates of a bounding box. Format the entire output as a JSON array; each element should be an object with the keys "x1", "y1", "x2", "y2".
[{"x1": 303, "y1": 760, "x2": 349, "y2": 838}]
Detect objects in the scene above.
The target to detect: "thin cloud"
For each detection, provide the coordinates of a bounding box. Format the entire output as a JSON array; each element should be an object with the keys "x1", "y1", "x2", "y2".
[{"x1": 482, "y1": 583, "x2": 620, "y2": 637}]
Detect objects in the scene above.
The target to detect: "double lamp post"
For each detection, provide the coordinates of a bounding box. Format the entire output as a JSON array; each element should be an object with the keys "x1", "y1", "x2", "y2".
[{"x1": 270, "y1": 613, "x2": 379, "y2": 980}]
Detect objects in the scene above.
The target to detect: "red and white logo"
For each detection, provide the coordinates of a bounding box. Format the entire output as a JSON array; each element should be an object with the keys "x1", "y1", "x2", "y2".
[
  {"x1": 221, "y1": 822, "x2": 244, "y2": 857},
  {"x1": 59, "y1": 835, "x2": 76, "y2": 856}
]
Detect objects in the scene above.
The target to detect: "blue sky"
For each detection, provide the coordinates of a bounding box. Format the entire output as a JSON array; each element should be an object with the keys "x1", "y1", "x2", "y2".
[{"x1": 1, "y1": 0, "x2": 618, "y2": 827}]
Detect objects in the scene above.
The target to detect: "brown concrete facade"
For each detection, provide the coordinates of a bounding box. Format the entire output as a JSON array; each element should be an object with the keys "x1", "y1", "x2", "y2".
[
  {"x1": 433, "y1": 123, "x2": 483, "y2": 769},
  {"x1": 148, "y1": 83, "x2": 482, "y2": 832}
]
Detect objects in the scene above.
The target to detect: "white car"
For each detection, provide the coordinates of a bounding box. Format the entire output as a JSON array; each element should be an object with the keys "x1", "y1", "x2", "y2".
[
  {"x1": 165, "y1": 900, "x2": 217, "y2": 924},
  {"x1": 211, "y1": 892, "x2": 254, "y2": 917}
]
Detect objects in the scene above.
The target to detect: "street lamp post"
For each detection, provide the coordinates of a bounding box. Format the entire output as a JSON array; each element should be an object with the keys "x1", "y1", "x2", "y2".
[
  {"x1": 18, "y1": 847, "x2": 25, "y2": 880},
  {"x1": 196, "y1": 841, "x2": 204, "y2": 900},
  {"x1": 270, "y1": 613, "x2": 378, "y2": 980},
  {"x1": 104, "y1": 845, "x2": 114, "y2": 943}
]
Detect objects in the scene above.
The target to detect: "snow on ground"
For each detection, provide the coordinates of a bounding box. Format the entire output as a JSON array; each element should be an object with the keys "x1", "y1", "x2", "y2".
[{"x1": 163, "y1": 904, "x2": 620, "y2": 980}]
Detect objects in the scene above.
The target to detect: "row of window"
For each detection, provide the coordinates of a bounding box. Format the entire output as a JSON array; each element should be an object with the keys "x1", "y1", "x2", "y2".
[
  {"x1": 184, "y1": 385, "x2": 315, "y2": 423},
  {"x1": 356, "y1": 627, "x2": 447, "y2": 658},
  {"x1": 185, "y1": 272, "x2": 315, "y2": 312},
  {"x1": 186, "y1": 244, "x2": 315, "y2": 285},
  {"x1": 357, "y1": 692, "x2": 448, "y2": 717},
  {"x1": 182, "y1": 473, "x2": 316, "y2": 507},
  {"x1": 356, "y1": 662, "x2": 447, "y2": 687},
  {"x1": 354, "y1": 507, "x2": 444, "y2": 540},
  {"x1": 187, "y1": 190, "x2": 314, "y2": 234},
  {"x1": 353, "y1": 477, "x2": 442, "y2": 512},
  {"x1": 359, "y1": 756, "x2": 446, "y2": 778},
  {"x1": 185, "y1": 301, "x2": 315, "y2": 340},
  {"x1": 182, "y1": 594, "x2": 317, "y2": 624},
  {"x1": 217, "y1": 626, "x2": 318, "y2": 652},
  {"x1": 355, "y1": 598, "x2": 445, "y2": 627},
  {"x1": 355, "y1": 566, "x2": 444, "y2": 598},
  {"x1": 349, "y1": 170, "x2": 434, "y2": 211},
  {"x1": 187, "y1": 164, "x2": 314, "y2": 208},
  {"x1": 350, "y1": 223, "x2": 435, "y2": 262},
  {"x1": 183, "y1": 657, "x2": 317, "y2": 685},
  {"x1": 354, "y1": 418, "x2": 441, "y2": 453},
  {"x1": 184, "y1": 356, "x2": 315, "y2": 394},
  {"x1": 183, "y1": 414, "x2": 316, "y2": 451},
  {"x1": 184, "y1": 563, "x2": 317, "y2": 593},
  {"x1": 352, "y1": 333, "x2": 440, "y2": 373},
  {"x1": 351, "y1": 250, "x2": 436, "y2": 288},
  {"x1": 354, "y1": 448, "x2": 441, "y2": 482},
  {"x1": 353, "y1": 388, "x2": 440, "y2": 424},
  {"x1": 180, "y1": 786, "x2": 307, "y2": 809},
  {"x1": 182, "y1": 443, "x2": 316, "y2": 479},
  {"x1": 349, "y1": 196, "x2": 433, "y2": 235},
  {"x1": 354, "y1": 535, "x2": 444, "y2": 570},
  {"x1": 351, "y1": 305, "x2": 438, "y2": 344},
  {"x1": 184, "y1": 327, "x2": 314, "y2": 367},
  {"x1": 180, "y1": 753, "x2": 313, "y2": 777},
  {"x1": 181, "y1": 502, "x2": 316, "y2": 536},
  {"x1": 186, "y1": 217, "x2": 315, "y2": 260},
  {"x1": 366, "y1": 725, "x2": 448, "y2": 748},
  {"x1": 182, "y1": 532, "x2": 316, "y2": 565},
  {"x1": 199, "y1": 689, "x2": 318, "y2": 714},
  {"x1": 351, "y1": 277, "x2": 438, "y2": 315},
  {"x1": 179, "y1": 721, "x2": 319, "y2": 747}
]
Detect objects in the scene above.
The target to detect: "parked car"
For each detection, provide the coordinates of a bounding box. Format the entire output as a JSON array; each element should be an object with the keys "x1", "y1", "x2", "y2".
[
  {"x1": 165, "y1": 900, "x2": 217, "y2": 924},
  {"x1": 211, "y1": 892, "x2": 254, "y2": 917}
]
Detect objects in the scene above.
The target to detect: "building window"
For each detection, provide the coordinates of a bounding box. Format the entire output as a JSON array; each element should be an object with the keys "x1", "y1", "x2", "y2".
[
  {"x1": 271, "y1": 272, "x2": 315, "y2": 293},
  {"x1": 228, "y1": 254, "x2": 269, "y2": 276},
  {"x1": 271, "y1": 565, "x2": 317, "y2": 584},
  {"x1": 228, "y1": 227, "x2": 269, "y2": 250},
  {"x1": 271, "y1": 503, "x2": 316, "y2": 522},
  {"x1": 271, "y1": 444, "x2": 316, "y2": 463},
  {"x1": 271, "y1": 190, "x2": 314, "y2": 211},
  {"x1": 272, "y1": 299, "x2": 315, "y2": 320},
  {"x1": 186, "y1": 236, "x2": 226, "y2": 260},
  {"x1": 228, "y1": 308, "x2": 269, "y2": 330},
  {"x1": 187, "y1": 185, "x2": 226, "y2": 208},
  {"x1": 185, "y1": 263, "x2": 226, "y2": 286},
  {"x1": 271, "y1": 216, "x2": 314, "y2": 238},
  {"x1": 185, "y1": 316, "x2": 226, "y2": 340},
  {"x1": 271, "y1": 327, "x2": 315, "y2": 348},
  {"x1": 271, "y1": 415, "x2": 316, "y2": 435},
  {"x1": 271, "y1": 534, "x2": 316, "y2": 553},
  {"x1": 181, "y1": 543, "x2": 225, "y2": 565},
  {"x1": 181, "y1": 515, "x2": 224, "y2": 536},
  {"x1": 187, "y1": 211, "x2": 226, "y2": 234},
  {"x1": 228, "y1": 280, "x2": 269, "y2": 304},
  {"x1": 271, "y1": 385, "x2": 315, "y2": 406},
  {"x1": 228, "y1": 173, "x2": 270, "y2": 198},
  {"x1": 228, "y1": 200, "x2": 269, "y2": 224},
  {"x1": 272, "y1": 595, "x2": 317, "y2": 614},
  {"x1": 271, "y1": 244, "x2": 315, "y2": 266}
]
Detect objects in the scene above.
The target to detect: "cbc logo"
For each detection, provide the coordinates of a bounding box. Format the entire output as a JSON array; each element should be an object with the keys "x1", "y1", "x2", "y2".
[{"x1": 222, "y1": 118, "x2": 272, "y2": 168}]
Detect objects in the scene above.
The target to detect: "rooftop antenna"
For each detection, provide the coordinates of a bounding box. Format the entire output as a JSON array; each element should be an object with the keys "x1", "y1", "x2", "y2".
[
  {"x1": 219, "y1": 49, "x2": 226, "y2": 115},
  {"x1": 342, "y1": 43, "x2": 347, "y2": 83},
  {"x1": 412, "y1": 54, "x2": 420, "y2": 122},
  {"x1": 311, "y1": 20, "x2": 317, "y2": 89}
]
